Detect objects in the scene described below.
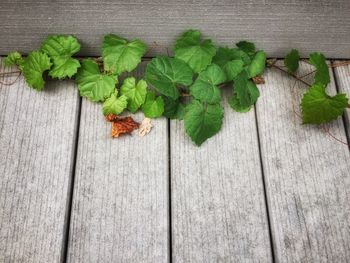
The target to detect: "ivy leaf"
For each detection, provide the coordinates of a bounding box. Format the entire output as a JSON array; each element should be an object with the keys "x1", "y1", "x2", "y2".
[
  {"x1": 309, "y1": 52, "x2": 330, "y2": 86},
  {"x1": 76, "y1": 59, "x2": 116, "y2": 102},
  {"x1": 22, "y1": 51, "x2": 52, "y2": 91},
  {"x1": 145, "y1": 56, "x2": 193, "y2": 100},
  {"x1": 184, "y1": 100, "x2": 224, "y2": 146},
  {"x1": 4, "y1": 51, "x2": 24, "y2": 69},
  {"x1": 236, "y1": 41, "x2": 256, "y2": 57},
  {"x1": 102, "y1": 34, "x2": 147, "y2": 75},
  {"x1": 248, "y1": 50, "x2": 266, "y2": 78},
  {"x1": 190, "y1": 64, "x2": 226, "y2": 103},
  {"x1": 162, "y1": 96, "x2": 185, "y2": 119},
  {"x1": 102, "y1": 92, "x2": 128, "y2": 115},
  {"x1": 141, "y1": 91, "x2": 165, "y2": 118},
  {"x1": 301, "y1": 84, "x2": 348, "y2": 124},
  {"x1": 41, "y1": 35, "x2": 81, "y2": 79},
  {"x1": 284, "y1": 49, "x2": 300, "y2": 73},
  {"x1": 120, "y1": 77, "x2": 147, "y2": 113},
  {"x1": 174, "y1": 30, "x2": 216, "y2": 73},
  {"x1": 233, "y1": 70, "x2": 260, "y2": 109},
  {"x1": 229, "y1": 80, "x2": 259, "y2": 112},
  {"x1": 213, "y1": 47, "x2": 251, "y2": 67}
]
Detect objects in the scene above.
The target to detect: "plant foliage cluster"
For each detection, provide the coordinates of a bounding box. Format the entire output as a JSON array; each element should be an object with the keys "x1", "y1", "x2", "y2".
[{"x1": 4, "y1": 30, "x2": 349, "y2": 146}]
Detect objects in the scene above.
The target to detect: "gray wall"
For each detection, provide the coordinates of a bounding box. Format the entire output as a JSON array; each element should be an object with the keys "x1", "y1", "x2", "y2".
[{"x1": 0, "y1": 0, "x2": 349, "y2": 58}]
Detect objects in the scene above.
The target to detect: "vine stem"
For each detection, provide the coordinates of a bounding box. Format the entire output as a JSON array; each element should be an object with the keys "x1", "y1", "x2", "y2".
[{"x1": 0, "y1": 70, "x2": 21, "y2": 76}]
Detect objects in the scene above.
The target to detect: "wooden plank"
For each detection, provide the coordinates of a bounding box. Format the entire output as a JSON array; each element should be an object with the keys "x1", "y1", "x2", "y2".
[
  {"x1": 0, "y1": 0, "x2": 350, "y2": 58},
  {"x1": 333, "y1": 62, "x2": 350, "y2": 141},
  {"x1": 256, "y1": 61, "x2": 350, "y2": 262},
  {"x1": 170, "y1": 89, "x2": 272, "y2": 262},
  {"x1": 0, "y1": 58, "x2": 80, "y2": 262},
  {"x1": 67, "y1": 62, "x2": 169, "y2": 262}
]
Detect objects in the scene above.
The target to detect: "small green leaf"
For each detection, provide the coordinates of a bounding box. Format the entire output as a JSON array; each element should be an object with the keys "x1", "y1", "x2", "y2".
[
  {"x1": 141, "y1": 91, "x2": 165, "y2": 118},
  {"x1": 162, "y1": 96, "x2": 185, "y2": 119},
  {"x1": 236, "y1": 41, "x2": 256, "y2": 57},
  {"x1": 284, "y1": 49, "x2": 300, "y2": 73},
  {"x1": 76, "y1": 59, "x2": 116, "y2": 102},
  {"x1": 120, "y1": 77, "x2": 147, "y2": 113},
  {"x1": 212, "y1": 47, "x2": 246, "y2": 80},
  {"x1": 233, "y1": 70, "x2": 260, "y2": 109},
  {"x1": 22, "y1": 51, "x2": 52, "y2": 91},
  {"x1": 174, "y1": 30, "x2": 216, "y2": 73},
  {"x1": 41, "y1": 35, "x2": 81, "y2": 79},
  {"x1": 190, "y1": 64, "x2": 226, "y2": 103},
  {"x1": 102, "y1": 34, "x2": 147, "y2": 75},
  {"x1": 248, "y1": 51, "x2": 266, "y2": 78},
  {"x1": 4, "y1": 51, "x2": 24, "y2": 69},
  {"x1": 228, "y1": 95, "x2": 252, "y2": 113},
  {"x1": 301, "y1": 84, "x2": 348, "y2": 124},
  {"x1": 102, "y1": 93, "x2": 128, "y2": 115},
  {"x1": 184, "y1": 100, "x2": 224, "y2": 146},
  {"x1": 145, "y1": 56, "x2": 193, "y2": 100},
  {"x1": 309, "y1": 52, "x2": 330, "y2": 86}
]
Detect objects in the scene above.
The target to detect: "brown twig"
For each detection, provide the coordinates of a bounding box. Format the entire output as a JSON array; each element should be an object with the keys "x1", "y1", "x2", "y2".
[
  {"x1": 0, "y1": 70, "x2": 21, "y2": 76},
  {"x1": 0, "y1": 71, "x2": 22, "y2": 86}
]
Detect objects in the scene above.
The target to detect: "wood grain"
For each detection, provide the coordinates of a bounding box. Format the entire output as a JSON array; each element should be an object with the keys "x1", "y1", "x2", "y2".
[
  {"x1": 0, "y1": 0, "x2": 350, "y2": 58},
  {"x1": 0, "y1": 59, "x2": 80, "y2": 262},
  {"x1": 67, "y1": 62, "x2": 169, "y2": 262},
  {"x1": 256, "y1": 61, "x2": 350, "y2": 262},
  {"x1": 333, "y1": 62, "x2": 350, "y2": 142},
  {"x1": 170, "y1": 89, "x2": 272, "y2": 262}
]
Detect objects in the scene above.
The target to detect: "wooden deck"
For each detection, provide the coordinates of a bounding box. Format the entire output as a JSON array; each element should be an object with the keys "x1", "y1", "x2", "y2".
[{"x1": 1, "y1": 58, "x2": 350, "y2": 262}]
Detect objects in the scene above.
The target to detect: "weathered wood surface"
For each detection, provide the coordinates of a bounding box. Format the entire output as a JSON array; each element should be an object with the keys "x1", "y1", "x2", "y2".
[
  {"x1": 334, "y1": 62, "x2": 350, "y2": 141},
  {"x1": 1, "y1": 0, "x2": 350, "y2": 58},
  {"x1": 170, "y1": 89, "x2": 272, "y2": 262},
  {"x1": 0, "y1": 59, "x2": 80, "y2": 262},
  {"x1": 256, "y1": 61, "x2": 350, "y2": 262},
  {"x1": 67, "y1": 62, "x2": 169, "y2": 262}
]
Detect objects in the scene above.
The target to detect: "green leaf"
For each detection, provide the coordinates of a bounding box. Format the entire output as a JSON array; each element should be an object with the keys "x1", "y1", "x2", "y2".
[
  {"x1": 236, "y1": 41, "x2": 256, "y2": 57},
  {"x1": 212, "y1": 47, "x2": 246, "y2": 80},
  {"x1": 76, "y1": 59, "x2": 116, "y2": 102},
  {"x1": 174, "y1": 30, "x2": 216, "y2": 73},
  {"x1": 233, "y1": 70, "x2": 260, "y2": 109},
  {"x1": 248, "y1": 50, "x2": 266, "y2": 78},
  {"x1": 162, "y1": 96, "x2": 185, "y2": 119},
  {"x1": 4, "y1": 51, "x2": 24, "y2": 69},
  {"x1": 309, "y1": 52, "x2": 330, "y2": 86},
  {"x1": 184, "y1": 100, "x2": 224, "y2": 146},
  {"x1": 301, "y1": 84, "x2": 348, "y2": 124},
  {"x1": 145, "y1": 56, "x2": 193, "y2": 100},
  {"x1": 22, "y1": 51, "x2": 52, "y2": 91},
  {"x1": 102, "y1": 34, "x2": 147, "y2": 75},
  {"x1": 228, "y1": 95, "x2": 252, "y2": 113},
  {"x1": 190, "y1": 64, "x2": 226, "y2": 103},
  {"x1": 284, "y1": 49, "x2": 300, "y2": 73},
  {"x1": 41, "y1": 35, "x2": 81, "y2": 79},
  {"x1": 120, "y1": 77, "x2": 147, "y2": 113},
  {"x1": 141, "y1": 91, "x2": 165, "y2": 118},
  {"x1": 102, "y1": 93, "x2": 128, "y2": 115}
]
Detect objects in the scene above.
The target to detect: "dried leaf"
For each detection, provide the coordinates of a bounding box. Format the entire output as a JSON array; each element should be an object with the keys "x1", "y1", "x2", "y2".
[
  {"x1": 105, "y1": 113, "x2": 120, "y2": 122},
  {"x1": 252, "y1": 75, "x2": 265, "y2": 85},
  {"x1": 111, "y1": 116, "x2": 140, "y2": 138},
  {"x1": 139, "y1": 117, "x2": 153, "y2": 137}
]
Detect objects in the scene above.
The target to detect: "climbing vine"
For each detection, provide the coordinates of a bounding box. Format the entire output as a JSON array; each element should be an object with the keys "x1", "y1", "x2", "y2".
[{"x1": 2, "y1": 30, "x2": 349, "y2": 146}]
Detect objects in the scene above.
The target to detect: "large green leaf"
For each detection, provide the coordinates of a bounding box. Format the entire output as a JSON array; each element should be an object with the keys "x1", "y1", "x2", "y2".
[
  {"x1": 22, "y1": 51, "x2": 52, "y2": 91},
  {"x1": 41, "y1": 35, "x2": 81, "y2": 79},
  {"x1": 174, "y1": 30, "x2": 216, "y2": 73},
  {"x1": 309, "y1": 52, "x2": 330, "y2": 86},
  {"x1": 301, "y1": 84, "x2": 348, "y2": 124},
  {"x1": 102, "y1": 93, "x2": 128, "y2": 115},
  {"x1": 284, "y1": 49, "x2": 300, "y2": 73},
  {"x1": 248, "y1": 50, "x2": 266, "y2": 78},
  {"x1": 145, "y1": 56, "x2": 193, "y2": 99},
  {"x1": 102, "y1": 34, "x2": 147, "y2": 75},
  {"x1": 190, "y1": 64, "x2": 226, "y2": 103},
  {"x1": 120, "y1": 77, "x2": 147, "y2": 113},
  {"x1": 141, "y1": 91, "x2": 165, "y2": 118},
  {"x1": 184, "y1": 100, "x2": 224, "y2": 146},
  {"x1": 76, "y1": 59, "x2": 116, "y2": 102}
]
